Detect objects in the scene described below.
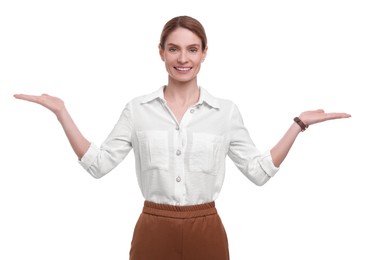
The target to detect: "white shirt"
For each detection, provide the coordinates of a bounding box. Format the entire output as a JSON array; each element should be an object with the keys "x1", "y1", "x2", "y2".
[{"x1": 79, "y1": 86, "x2": 279, "y2": 206}]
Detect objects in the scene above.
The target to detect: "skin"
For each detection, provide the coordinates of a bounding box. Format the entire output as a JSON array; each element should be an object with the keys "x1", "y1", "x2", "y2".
[{"x1": 14, "y1": 27, "x2": 351, "y2": 167}]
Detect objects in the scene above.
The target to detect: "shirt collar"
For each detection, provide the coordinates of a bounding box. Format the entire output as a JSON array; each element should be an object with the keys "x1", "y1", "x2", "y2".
[
  {"x1": 198, "y1": 87, "x2": 220, "y2": 109},
  {"x1": 140, "y1": 85, "x2": 220, "y2": 109},
  {"x1": 140, "y1": 86, "x2": 165, "y2": 104}
]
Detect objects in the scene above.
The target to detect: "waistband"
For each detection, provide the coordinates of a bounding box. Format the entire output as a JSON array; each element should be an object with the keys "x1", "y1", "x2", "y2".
[{"x1": 143, "y1": 201, "x2": 217, "y2": 219}]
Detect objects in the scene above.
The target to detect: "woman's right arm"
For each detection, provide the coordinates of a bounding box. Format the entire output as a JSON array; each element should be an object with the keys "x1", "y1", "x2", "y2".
[{"x1": 14, "y1": 94, "x2": 90, "y2": 160}]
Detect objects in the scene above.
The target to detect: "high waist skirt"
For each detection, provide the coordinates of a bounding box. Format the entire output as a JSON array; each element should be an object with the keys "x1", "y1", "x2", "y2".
[{"x1": 130, "y1": 201, "x2": 230, "y2": 260}]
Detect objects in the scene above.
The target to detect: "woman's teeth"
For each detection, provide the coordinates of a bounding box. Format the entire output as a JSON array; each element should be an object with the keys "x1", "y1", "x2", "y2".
[{"x1": 175, "y1": 67, "x2": 191, "y2": 71}]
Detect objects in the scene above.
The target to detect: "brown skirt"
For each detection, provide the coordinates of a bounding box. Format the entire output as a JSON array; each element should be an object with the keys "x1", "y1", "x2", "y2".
[{"x1": 130, "y1": 201, "x2": 230, "y2": 260}]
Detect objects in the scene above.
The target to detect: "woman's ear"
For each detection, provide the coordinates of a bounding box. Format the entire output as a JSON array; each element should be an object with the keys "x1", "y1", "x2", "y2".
[
  {"x1": 159, "y1": 44, "x2": 165, "y2": 61},
  {"x1": 202, "y1": 46, "x2": 208, "y2": 62}
]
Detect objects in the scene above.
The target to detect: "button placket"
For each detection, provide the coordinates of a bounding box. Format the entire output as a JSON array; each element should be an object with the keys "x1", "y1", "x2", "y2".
[{"x1": 174, "y1": 124, "x2": 186, "y2": 205}]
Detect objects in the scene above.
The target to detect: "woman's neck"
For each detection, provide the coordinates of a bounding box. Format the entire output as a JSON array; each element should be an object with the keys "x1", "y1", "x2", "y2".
[{"x1": 164, "y1": 83, "x2": 200, "y2": 107}]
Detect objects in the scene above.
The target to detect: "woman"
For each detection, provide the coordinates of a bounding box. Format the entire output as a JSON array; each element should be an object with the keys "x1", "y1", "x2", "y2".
[{"x1": 14, "y1": 16, "x2": 350, "y2": 260}]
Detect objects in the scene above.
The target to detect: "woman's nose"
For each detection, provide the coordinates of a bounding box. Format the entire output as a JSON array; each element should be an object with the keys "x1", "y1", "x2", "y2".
[{"x1": 177, "y1": 51, "x2": 188, "y2": 63}]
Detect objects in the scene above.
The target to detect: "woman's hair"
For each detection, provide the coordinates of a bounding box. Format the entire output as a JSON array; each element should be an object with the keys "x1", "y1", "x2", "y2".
[{"x1": 159, "y1": 16, "x2": 207, "y2": 50}]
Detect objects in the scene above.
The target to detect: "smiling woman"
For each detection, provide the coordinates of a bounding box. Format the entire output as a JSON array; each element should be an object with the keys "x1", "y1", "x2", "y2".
[
  {"x1": 13, "y1": 15, "x2": 351, "y2": 260},
  {"x1": 161, "y1": 28, "x2": 205, "y2": 80},
  {"x1": 159, "y1": 27, "x2": 207, "y2": 123}
]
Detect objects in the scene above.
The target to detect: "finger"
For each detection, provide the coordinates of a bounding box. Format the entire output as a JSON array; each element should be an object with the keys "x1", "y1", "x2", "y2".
[
  {"x1": 325, "y1": 112, "x2": 352, "y2": 120},
  {"x1": 13, "y1": 94, "x2": 41, "y2": 103},
  {"x1": 314, "y1": 109, "x2": 325, "y2": 113}
]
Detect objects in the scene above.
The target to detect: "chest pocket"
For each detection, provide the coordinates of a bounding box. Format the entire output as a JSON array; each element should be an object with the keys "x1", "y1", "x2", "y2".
[
  {"x1": 188, "y1": 133, "x2": 225, "y2": 175},
  {"x1": 137, "y1": 130, "x2": 169, "y2": 172}
]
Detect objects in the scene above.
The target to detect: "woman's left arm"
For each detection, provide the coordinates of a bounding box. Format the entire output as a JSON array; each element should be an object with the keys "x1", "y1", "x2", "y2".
[{"x1": 270, "y1": 109, "x2": 351, "y2": 167}]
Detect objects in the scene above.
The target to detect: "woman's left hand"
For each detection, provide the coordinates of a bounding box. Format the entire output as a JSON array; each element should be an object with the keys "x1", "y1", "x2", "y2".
[{"x1": 298, "y1": 109, "x2": 351, "y2": 126}]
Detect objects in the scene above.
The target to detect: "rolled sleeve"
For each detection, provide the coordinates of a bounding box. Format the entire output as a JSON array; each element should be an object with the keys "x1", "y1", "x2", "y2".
[
  {"x1": 78, "y1": 143, "x2": 99, "y2": 171},
  {"x1": 258, "y1": 150, "x2": 280, "y2": 177}
]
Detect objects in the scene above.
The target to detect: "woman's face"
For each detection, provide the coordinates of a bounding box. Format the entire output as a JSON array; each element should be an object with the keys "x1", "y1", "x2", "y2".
[{"x1": 160, "y1": 27, "x2": 207, "y2": 85}]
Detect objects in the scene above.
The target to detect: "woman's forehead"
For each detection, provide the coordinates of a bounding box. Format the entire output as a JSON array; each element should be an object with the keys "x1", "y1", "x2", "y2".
[{"x1": 165, "y1": 28, "x2": 202, "y2": 46}]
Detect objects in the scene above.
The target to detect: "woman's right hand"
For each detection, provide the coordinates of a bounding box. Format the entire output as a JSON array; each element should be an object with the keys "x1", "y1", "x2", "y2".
[
  {"x1": 14, "y1": 94, "x2": 66, "y2": 116},
  {"x1": 14, "y1": 93, "x2": 90, "y2": 159}
]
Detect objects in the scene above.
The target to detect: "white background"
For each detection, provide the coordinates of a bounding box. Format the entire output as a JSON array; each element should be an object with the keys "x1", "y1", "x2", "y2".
[{"x1": 1, "y1": 0, "x2": 364, "y2": 259}]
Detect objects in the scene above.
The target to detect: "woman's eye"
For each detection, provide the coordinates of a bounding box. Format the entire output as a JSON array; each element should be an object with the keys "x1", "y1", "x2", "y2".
[
  {"x1": 190, "y1": 48, "x2": 198, "y2": 53},
  {"x1": 169, "y1": 47, "x2": 177, "y2": 52}
]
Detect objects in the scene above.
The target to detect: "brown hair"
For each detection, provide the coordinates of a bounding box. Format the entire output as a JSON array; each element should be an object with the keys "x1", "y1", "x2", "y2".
[{"x1": 159, "y1": 16, "x2": 207, "y2": 50}]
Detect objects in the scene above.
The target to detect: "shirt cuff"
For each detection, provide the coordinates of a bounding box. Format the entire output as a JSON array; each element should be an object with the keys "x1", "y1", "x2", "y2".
[
  {"x1": 259, "y1": 150, "x2": 280, "y2": 177},
  {"x1": 78, "y1": 143, "x2": 99, "y2": 170}
]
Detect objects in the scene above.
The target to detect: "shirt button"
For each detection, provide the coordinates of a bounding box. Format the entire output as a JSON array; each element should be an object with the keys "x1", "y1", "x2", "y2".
[
  {"x1": 175, "y1": 126, "x2": 180, "y2": 131},
  {"x1": 190, "y1": 109, "x2": 195, "y2": 113},
  {"x1": 176, "y1": 149, "x2": 181, "y2": 156},
  {"x1": 176, "y1": 176, "x2": 181, "y2": 182}
]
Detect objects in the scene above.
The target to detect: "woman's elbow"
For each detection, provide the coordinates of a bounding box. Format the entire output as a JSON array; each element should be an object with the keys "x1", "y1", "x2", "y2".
[
  {"x1": 87, "y1": 167, "x2": 109, "y2": 179},
  {"x1": 249, "y1": 174, "x2": 271, "y2": 186},
  {"x1": 90, "y1": 172, "x2": 104, "y2": 179}
]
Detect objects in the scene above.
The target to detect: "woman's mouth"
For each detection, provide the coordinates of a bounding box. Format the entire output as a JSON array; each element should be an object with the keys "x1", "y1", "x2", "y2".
[{"x1": 174, "y1": 67, "x2": 192, "y2": 71}]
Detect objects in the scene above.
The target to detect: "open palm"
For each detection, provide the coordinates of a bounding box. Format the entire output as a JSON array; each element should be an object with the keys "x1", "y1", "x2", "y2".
[
  {"x1": 299, "y1": 109, "x2": 351, "y2": 127},
  {"x1": 14, "y1": 94, "x2": 65, "y2": 115}
]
